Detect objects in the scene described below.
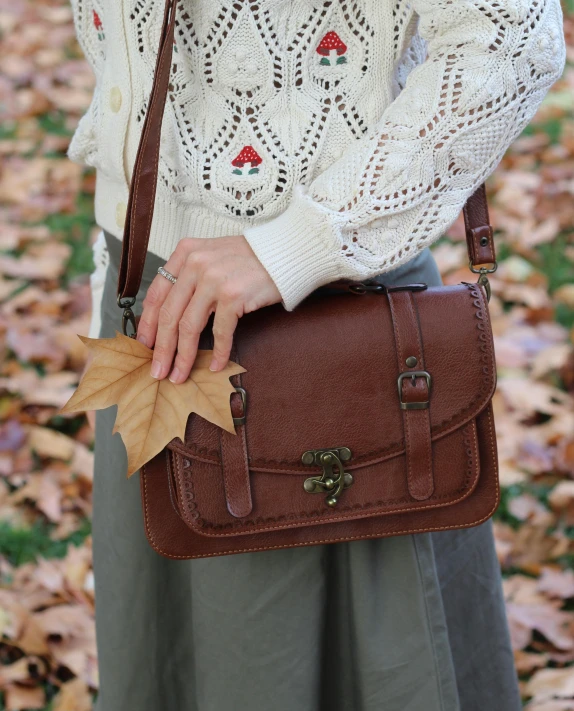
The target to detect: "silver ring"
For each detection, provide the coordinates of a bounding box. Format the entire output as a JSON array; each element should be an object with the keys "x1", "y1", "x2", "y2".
[{"x1": 158, "y1": 266, "x2": 177, "y2": 285}]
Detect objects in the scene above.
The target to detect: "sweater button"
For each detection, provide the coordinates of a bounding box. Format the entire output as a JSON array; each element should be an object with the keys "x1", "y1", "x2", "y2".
[
  {"x1": 110, "y1": 86, "x2": 122, "y2": 113},
  {"x1": 115, "y1": 202, "x2": 127, "y2": 228}
]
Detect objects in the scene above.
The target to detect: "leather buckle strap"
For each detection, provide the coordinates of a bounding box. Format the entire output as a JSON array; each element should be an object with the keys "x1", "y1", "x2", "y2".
[
  {"x1": 397, "y1": 370, "x2": 431, "y2": 410},
  {"x1": 463, "y1": 183, "x2": 497, "y2": 268},
  {"x1": 387, "y1": 288, "x2": 434, "y2": 501},
  {"x1": 117, "y1": 0, "x2": 179, "y2": 305},
  {"x1": 218, "y1": 347, "x2": 252, "y2": 519}
]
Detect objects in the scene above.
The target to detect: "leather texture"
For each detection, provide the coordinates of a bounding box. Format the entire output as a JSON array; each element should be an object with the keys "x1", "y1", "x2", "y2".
[
  {"x1": 118, "y1": 0, "x2": 501, "y2": 559},
  {"x1": 386, "y1": 287, "x2": 434, "y2": 501}
]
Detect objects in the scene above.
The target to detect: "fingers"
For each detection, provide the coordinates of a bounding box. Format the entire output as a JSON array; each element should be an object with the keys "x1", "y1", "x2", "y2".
[
  {"x1": 167, "y1": 291, "x2": 217, "y2": 383},
  {"x1": 150, "y1": 272, "x2": 199, "y2": 379},
  {"x1": 208, "y1": 304, "x2": 239, "y2": 373},
  {"x1": 136, "y1": 235, "x2": 272, "y2": 384},
  {"x1": 136, "y1": 243, "x2": 188, "y2": 349}
]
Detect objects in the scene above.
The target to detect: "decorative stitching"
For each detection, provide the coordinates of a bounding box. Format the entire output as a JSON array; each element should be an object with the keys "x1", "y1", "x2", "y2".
[
  {"x1": 178, "y1": 456, "x2": 200, "y2": 520},
  {"x1": 141, "y1": 409, "x2": 499, "y2": 560},
  {"x1": 127, "y1": 0, "x2": 176, "y2": 297},
  {"x1": 167, "y1": 283, "x2": 495, "y2": 471},
  {"x1": 173, "y1": 420, "x2": 480, "y2": 536}
]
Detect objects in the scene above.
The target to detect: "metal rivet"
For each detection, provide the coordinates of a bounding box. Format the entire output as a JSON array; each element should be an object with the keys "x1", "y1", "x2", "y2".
[
  {"x1": 302, "y1": 451, "x2": 314, "y2": 465},
  {"x1": 339, "y1": 447, "x2": 352, "y2": 461},
  {"x1": 406, "y1": 356, "x2": 418, "y2": 367},
  {"x1": 480, "y1": 236, "x2": 489, "y2": 246}
]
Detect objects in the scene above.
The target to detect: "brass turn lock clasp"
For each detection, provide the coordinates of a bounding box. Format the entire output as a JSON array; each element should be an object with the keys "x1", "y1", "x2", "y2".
[{"x1": 301, "y1": 447, "x2": 353, "y2": 507}]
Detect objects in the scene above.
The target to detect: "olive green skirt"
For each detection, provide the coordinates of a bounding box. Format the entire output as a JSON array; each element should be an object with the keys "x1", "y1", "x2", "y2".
[{"x1": 92, "y1": 230, "x2": 520, "y2": 711}]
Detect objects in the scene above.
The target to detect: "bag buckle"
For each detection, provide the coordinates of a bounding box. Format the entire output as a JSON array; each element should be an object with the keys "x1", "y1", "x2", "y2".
[
  {"x1": 301, "y1": 447, "x2": 353, "y2": 507},
  {"x1": 232, "y1": 387, "x2": 247, "y2": 426},
  {"x1": 397, "y1": 370, "x2": 432, "y2": 410}
]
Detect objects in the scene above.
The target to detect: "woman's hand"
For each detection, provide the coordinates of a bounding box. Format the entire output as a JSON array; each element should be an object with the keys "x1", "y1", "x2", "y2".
[{"x1": 135, "y1": 235, "x2": 282, "y2": 383}]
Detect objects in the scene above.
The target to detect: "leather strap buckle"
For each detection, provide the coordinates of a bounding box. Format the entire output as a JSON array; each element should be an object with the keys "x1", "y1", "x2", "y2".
[
  {"x1": 397, "y1": 370, "x2": 432, "y2": 410},
  {"x1": 232, "y1": 387, "x2": 247, "y2": 426}
]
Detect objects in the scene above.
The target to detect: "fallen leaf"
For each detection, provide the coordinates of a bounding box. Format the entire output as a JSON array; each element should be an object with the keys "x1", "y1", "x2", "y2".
[
  {"x1": 33, "y1": 604, "x2": 96, "y2": 684},
  {"x1": 27, "y1": 426, "x2": 75, "y2": 460},
  {"x1": 509, "y1": 494, "x2": 552, "y2": 524},
  {"x1": 525, "y1": 702, "x2": 574, "y2": 711},
  {"x1": 506, "y1": 602, "x2": 574, "y2": 651},
  {"x1": 548, "y1": 482, "x2": 574, "y2": 525},
  {"x1": 525, "y1": 667, "x2": 574, "y2": 701},
  {"x1": 0, "y1": 420, "x2": 27, "y2": 452},
  {"x1": 52, "y1": 678, "x2": 93, "y2": 711},
  {"x1": 10, "y1": 471, "x2": 63, "y2": 522},
  {"x1": 514, "y1": 650, "x2": 550, "y2": 675},
  {"x1": 554, "y1": 284, "x2": 574, "y2": 309},
  {"x1": 3, "y1": 684, "x2": 45, "y2": 711},
  {"x1": 538, "y1": 567, "x2": 574, "y2": 600},
  {"x1": 0, "y1": 656, "x2": 48, "y2": 686},
  {"x1": 60, "y1": 333, "x2": 245, "y2": 476}
]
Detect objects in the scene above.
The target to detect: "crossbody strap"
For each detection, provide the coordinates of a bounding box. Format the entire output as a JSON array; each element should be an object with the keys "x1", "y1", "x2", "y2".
[
  {"x1": 117, "y1": 0, "x2": 497, "y2": 328},
  {"x1": 117, "y1": 0, "x2": 179, "y2": 316}
]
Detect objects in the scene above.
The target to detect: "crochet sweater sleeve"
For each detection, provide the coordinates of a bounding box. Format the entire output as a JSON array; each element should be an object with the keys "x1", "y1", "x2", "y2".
[{"x1": 243, "y1": 0, "x2": 566, "y2": 311}]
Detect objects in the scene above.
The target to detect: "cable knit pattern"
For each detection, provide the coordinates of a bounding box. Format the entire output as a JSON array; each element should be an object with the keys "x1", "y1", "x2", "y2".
[{"x1": 68, "y1": 0, "x2": 566, "y2": 310}]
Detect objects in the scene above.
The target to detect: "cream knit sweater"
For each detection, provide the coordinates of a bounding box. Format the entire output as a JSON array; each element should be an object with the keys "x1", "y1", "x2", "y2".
[{"x1": 69, "y1": 0, "x2": 565, "y2": 324}]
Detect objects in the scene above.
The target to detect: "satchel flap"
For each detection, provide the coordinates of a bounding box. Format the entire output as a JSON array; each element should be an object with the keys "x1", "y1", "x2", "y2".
[{"x1": 167, "y1": 282, "x2": 495, "y2": 472}]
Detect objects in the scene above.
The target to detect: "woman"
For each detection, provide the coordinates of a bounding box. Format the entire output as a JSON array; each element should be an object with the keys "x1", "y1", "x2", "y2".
[{"x1": 69, "y1": 1, "x2": 565, "y2": 709}]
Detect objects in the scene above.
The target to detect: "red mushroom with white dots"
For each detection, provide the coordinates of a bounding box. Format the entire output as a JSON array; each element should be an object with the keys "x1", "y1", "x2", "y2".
[
  {"x1": 93, "y1": 10, "x2": 105, "y2": 41},
  {"x1": 232, "y1": 146, "x2": 263, "y2": 175},
  {"x1": 316, "y1": 31, "x2": 347, "y2": 66}
]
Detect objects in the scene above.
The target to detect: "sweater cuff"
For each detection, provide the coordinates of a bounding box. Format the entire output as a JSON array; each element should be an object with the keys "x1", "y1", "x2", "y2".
[{"x1": 243, "y1": 187, "x2": 343, "y2": 311}]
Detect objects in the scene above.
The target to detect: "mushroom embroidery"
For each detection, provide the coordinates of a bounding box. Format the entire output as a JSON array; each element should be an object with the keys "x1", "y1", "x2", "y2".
[
  {"x1": 317, "y1": 31, "x2": 347, "y2": 66},
  {"x1": 93, "y1": 10, "x2": 105, "y2": 41},
  {"x1": 232, "y1": 146, "x2": 262, "y2": 175}
]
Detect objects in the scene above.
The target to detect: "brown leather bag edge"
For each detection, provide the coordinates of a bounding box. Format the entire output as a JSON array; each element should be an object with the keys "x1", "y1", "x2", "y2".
[{"x1": 117, "y1": 0, "x2": 501, "y2": 560}]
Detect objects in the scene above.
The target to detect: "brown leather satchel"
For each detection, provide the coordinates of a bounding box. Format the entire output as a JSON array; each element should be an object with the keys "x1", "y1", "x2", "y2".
[{"x1": 117, "y1": 0, "x2": 500, "y2": 559}]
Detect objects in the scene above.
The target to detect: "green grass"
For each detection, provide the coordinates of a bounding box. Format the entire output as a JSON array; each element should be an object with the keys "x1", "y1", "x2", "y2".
[
  {"x1": 0, "y1": 518, "x2": 91, "y2": 569},
  {"x1": 538, "y1": 235, "x2": 574, "y2": 329},
  {"x1": 38, "y1": 111, "x2": 76, "y2": 138},
  {"x1": 521, "y1": 117, "x2": 564, "y2": 144}
]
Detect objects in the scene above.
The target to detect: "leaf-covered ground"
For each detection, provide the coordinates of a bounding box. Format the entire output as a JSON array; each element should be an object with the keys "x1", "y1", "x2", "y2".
[{"x1": 0, "y1": 0, "x2": 573, "y2": 708}]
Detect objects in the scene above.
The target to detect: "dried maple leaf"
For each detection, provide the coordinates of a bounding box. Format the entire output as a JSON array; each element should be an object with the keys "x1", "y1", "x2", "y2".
[{"x1": 60, "y1": 332, "x2": 246, "y2": 477}]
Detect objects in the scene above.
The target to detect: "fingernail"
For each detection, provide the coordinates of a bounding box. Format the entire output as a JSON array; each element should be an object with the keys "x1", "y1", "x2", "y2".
[
  {"x1": 169, "y1": 367, "x2": 181, "y2": 383},
  {"x1": 209, "y1": 358, "x2": 218, "y2": 372},
  {"x1": 151, "y1": 360, "x2": 162, "y2": 379},
  {"x1": 137, "y1": 334, "x2": 148, "y2": 347}
]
